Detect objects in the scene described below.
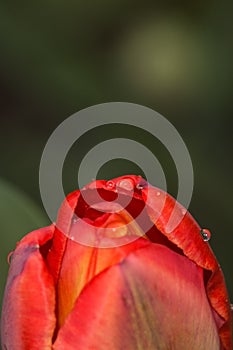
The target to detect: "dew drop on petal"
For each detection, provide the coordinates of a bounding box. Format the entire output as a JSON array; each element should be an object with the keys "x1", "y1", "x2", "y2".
[
  {"x1": 7, "y1": 251, "x2": 14, "y2": 265},
  {"x1": 156, "y1": 191, "x2": 161, "y2": 196},
  {"x1": 106, "y1": 180, "x2": 116, "y2": 190},
  {"x1": 200, "y1": 228, "x2": 211, "y2": 242},
  {"x1": 117, "y1": 179, "x2": 134, "y2": 191},
  {"x1": 136, "y1": 179, "x2": 148, "y2": 190}
]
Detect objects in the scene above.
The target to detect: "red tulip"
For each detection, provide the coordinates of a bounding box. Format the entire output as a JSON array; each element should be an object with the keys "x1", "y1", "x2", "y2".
[{"x1": 1, "y1": 175, "x2": 232, "y2": 349}]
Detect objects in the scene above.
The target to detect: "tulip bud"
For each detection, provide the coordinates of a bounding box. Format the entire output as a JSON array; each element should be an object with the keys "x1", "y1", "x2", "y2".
[{"x1": 1, "y1": 176, "x2": 232, "y2": 349}]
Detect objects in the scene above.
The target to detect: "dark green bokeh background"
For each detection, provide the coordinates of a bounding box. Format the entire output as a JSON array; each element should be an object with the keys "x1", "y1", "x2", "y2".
[{"x1": 0, "y1": 0, "x2": 232, "y2": 319}]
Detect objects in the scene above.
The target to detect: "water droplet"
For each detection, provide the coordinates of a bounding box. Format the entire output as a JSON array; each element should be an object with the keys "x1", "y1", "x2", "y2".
[
  {"x1": 136, "y1": 179, "x2": 148, "y2": 190},
  {"x1": 7, "y1": 251, "x2": 14, "y2": 265},
  {"x1": 70, "y1": 235, "x2": 75, "y2": 241},
  {"x1": 156, "y1": 191, "x2": 161, "y2": 196},
  {"x1": 200, "y1": 228, "x2": 211, "y2": 242},
  {"x1": 106, "y1": 181, "x2": 116, "y2": 190},
  {"x1": 117, "y1": 179, "x2": 134, "y2": 191}
]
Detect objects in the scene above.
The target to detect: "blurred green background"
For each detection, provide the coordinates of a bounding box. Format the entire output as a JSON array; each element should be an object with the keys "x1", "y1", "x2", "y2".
[{"x1": 0, "y1": 0, "x2": 232, "y2": 321}]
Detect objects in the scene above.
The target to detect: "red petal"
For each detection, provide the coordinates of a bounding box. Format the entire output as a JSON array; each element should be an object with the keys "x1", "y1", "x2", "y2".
[
  {"x1": 1, "y1": 225, "x2": 56, "y2": 350},
  {"x1": 55, "y1": 228, "x2": 150, "y2": 327},
  {"x1": 53, "y1": 244, "x2": 220, "y2": 349},
  {"x1": 143, "y1": 186, "x2": 232, "y2": 349},
  {"x1": 46, "y1": 190, "x2": 80, "y2": 283}
]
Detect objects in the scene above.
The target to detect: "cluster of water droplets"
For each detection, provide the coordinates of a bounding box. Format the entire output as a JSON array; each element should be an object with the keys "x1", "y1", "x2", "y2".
[{"x1": 105, "y1": 178, "x2": 150, "y2": 193}]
